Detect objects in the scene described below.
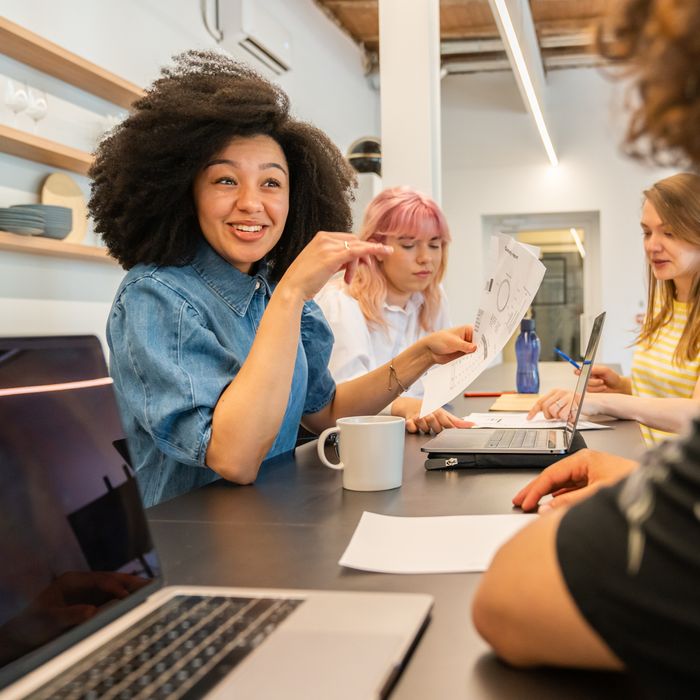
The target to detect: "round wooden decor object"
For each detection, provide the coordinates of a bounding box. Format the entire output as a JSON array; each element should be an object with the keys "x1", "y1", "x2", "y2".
[{"x1": 40, "y1": 173, "x2": 88, "y2": 243}]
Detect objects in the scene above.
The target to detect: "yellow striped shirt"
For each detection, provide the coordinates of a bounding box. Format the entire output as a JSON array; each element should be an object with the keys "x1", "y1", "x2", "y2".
[{"x1": 631, "y1": 300, "x2": 700, "y2": 446}]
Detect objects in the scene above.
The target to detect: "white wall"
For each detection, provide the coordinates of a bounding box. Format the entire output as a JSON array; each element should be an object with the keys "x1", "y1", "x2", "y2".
[
  {"x1": 2, "y1": 2, "x2": 678, "y2": 374},
  {"x1": 0, "y1": 0, "x2": 378, "y2": 349},
  {"x1": 441, "y1": 67, "x2": 674, "y2": 372}
]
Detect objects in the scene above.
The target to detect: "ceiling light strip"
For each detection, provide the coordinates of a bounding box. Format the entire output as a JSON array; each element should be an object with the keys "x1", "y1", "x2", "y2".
[
  {"x1": 569, "y1": 227, "x2": 586, "y2": 258},
  {"x1": 491, "y1": 0, "x2": 559, "y2": 167}
]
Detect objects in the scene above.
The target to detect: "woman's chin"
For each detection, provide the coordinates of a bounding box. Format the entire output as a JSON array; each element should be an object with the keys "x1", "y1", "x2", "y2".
[{"x1": 412, "y1": 278, "x2": 433, "y2": 292}]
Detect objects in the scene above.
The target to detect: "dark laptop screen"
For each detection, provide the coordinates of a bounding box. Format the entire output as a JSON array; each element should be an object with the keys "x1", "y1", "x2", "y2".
[{"x1": 0, "y1": 337, "x2": 161, "y2": 679}]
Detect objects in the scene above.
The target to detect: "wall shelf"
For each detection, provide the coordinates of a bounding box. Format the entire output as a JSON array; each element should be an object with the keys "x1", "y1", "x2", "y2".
[
  {"x1": 0, "y1": 124, "x2": 93, "y2": 175},
  {"x1": 0, "y1": 18, "x2": 143, "y2": 266},
  {"x1": 0, "y1": 17, "x2": 144, "y2": 109},
  {"x1": 0, "y1": 231, "x2": 117, "y2": 265}
]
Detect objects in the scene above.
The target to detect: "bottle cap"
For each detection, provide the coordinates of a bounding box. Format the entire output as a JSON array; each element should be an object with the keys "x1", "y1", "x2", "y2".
[{"x1": 521, "y1": 318, "x2": 535, "y2": 331}]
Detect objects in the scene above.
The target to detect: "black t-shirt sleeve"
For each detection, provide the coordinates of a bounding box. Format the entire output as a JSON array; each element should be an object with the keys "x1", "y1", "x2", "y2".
[{"x1": 556, "y1": 425, "x2": 700, "y2": 699}]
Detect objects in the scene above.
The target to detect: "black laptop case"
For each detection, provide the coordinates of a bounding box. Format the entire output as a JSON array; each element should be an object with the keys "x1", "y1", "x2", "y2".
[{"x1": 424, "y1": 430, "x2": 588, "y2": 470}]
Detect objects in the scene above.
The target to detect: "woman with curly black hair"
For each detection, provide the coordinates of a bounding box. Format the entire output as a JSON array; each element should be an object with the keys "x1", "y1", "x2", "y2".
[{"x1": 91, "y1": 51, "x2": 476, "y2": 507}]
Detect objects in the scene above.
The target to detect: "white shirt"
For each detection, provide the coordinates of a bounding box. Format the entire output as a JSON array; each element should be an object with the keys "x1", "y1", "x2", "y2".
[{"x1": 315, "y1": 279, "x2": 451, "y2": 398}]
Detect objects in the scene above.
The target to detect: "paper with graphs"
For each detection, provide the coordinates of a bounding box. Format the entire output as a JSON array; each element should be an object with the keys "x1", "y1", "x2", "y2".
[{"x1": 420, "y1": 235, "x2": 546, "y2": 416}]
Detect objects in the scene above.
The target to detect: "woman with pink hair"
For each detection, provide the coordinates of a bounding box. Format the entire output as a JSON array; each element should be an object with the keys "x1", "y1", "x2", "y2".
[{"x1": 316, "y1": 186, "x2": 472, "y2": 433}]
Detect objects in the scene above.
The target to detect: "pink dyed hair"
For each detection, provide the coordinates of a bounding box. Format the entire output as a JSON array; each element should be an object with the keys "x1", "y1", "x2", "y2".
[{"x1": 347, "y1": 186, "x2": 450, "y2": 332}]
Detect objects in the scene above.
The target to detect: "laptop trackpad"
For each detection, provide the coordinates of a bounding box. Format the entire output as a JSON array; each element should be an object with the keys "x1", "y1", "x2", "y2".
[
  {"x1": 207, "y1": 592, "x2": 428, "y2": 699},
  {"x1": 426, "y1": 429, "x2": 497, "y2": 450},
  {"x1": 209, "y1": 630, "x2": 404, "y2": 699}
]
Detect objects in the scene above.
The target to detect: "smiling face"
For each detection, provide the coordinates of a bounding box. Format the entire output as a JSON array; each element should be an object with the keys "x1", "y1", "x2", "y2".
[
  {"x1": 641, "y1": 198, "x2": 700, "y2": 301},
  {"x1": 379, "y1": 228, "x2": 444, "y2": 307},
  {"x1": 192, "y1": 135, "x2": 290, "y2": 273}
]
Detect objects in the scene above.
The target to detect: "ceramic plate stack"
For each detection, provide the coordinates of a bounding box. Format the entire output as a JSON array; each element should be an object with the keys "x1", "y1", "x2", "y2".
[
  {"x1": 41, "y1": 173, "x2": 88, "y2": 243},
  {"x1": 10, "y1": 204, "x2": 72, "y2": 240},
  {"x1": 0, "y1": 207, "x2": 45, "y2": 236}
]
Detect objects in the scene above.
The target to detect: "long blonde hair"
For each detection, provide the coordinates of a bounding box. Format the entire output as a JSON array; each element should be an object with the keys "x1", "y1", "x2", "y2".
[
  {"x1": 637, "y1": 173, "x2": 700, "y2": 364},
  {"x1": 347, "y1": 187, "x2": 450, "y2": 332}
]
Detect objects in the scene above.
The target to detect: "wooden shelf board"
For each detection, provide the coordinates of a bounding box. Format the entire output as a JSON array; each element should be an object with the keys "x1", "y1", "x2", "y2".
[
  {"x1": 0, "y1": 17, "x2": 144, "y2": 109},
  {"x1": 0, "y1": 124, "x2": 93, "y2": 176},
  {"x1": 0, "y1": 230, "x2": 117, "y2": 265}
]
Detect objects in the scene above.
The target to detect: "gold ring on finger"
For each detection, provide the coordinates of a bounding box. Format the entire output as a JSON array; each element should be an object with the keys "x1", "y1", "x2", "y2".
[{"x1": 344, "y1": 240, "x2": 350, "y2": 251}]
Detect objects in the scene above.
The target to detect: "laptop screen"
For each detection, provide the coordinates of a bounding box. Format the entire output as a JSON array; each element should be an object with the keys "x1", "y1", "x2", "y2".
[
  {"x1": 0, "y1": 336, "x2": 161, "y2": 681},
  {"x1": 563, "y1": 312, "x2": 606, "y2": 445}
]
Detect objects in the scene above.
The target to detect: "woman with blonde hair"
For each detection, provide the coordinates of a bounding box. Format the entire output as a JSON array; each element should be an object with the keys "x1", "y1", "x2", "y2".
[
  {"x1": 317, "y1": 186, "x2": 471, "y2": 433},
  {"x1": 530, "y1": 171, "x2": 700, "y2": 445}
]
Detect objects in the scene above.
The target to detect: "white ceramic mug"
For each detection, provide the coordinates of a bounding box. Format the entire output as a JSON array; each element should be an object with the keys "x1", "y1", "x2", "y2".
[{"x1": 316, "y1": 415, "x2": 405, "y2": 491}]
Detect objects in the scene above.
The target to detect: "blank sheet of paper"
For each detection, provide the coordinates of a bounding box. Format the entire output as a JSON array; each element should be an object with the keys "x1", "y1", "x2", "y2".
[{"x1": 339, "y1": 511, "x2": 537, "y2": 574}]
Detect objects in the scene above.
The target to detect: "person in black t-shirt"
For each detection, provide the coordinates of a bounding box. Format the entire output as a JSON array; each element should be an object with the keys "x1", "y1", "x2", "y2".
[
  {"x1": 474, "y1": 435, "x2": 700, "y2": 697},
  {"x1": 472, "y1": 1, "x2": 700, "y2": 696}
]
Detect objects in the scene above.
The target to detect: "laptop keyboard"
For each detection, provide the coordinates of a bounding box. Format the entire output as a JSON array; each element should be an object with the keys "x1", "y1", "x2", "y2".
[
  {"x1": 27, "y1": 594, "x2": 303, "y2": 700},
  {"x1": 485, "y1": 429, "x2": 551, "y2": 449}
]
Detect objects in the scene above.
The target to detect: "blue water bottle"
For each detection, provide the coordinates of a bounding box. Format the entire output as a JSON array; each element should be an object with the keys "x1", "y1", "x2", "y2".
[{"x1": 515, "y1": 318, "x2": 540, "y2": 393}]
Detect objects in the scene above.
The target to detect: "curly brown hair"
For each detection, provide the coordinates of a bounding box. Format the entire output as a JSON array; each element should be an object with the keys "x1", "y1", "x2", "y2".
[
  {"x1": 89, "y1": 51, "x2": 356, "y2": 277},
  {"x1": 598, "y1": 0, "x2": 700, "y2": 168}
]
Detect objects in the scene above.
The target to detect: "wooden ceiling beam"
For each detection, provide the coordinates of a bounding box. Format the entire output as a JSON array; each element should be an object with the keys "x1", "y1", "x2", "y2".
[
  {"x1": 320, "y1": 0, "x2": 377, "y2": 9},
  {"x1": 362, "y1": 24, "x2": 500, "y2": 45},
  {"x1": 315, "y1": 0, "x2": 603, "y2": 70},
  {"x1": 535, "y1": 19, "x2": 598, "y2": 36}
]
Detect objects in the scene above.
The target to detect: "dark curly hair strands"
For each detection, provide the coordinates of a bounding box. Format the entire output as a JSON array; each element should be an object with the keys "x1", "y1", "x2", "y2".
[{"x1": 89, "y1": 51, "x2": 355, "y2": 277}]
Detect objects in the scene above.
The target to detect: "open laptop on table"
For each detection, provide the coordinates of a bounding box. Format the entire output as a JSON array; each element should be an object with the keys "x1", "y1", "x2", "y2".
[
  {"x1": 0, "y1": 336, "x2": 431, "y2": 700},
  {"x1": 421, "y1": 312, "x2": 605, "y2": 463}
]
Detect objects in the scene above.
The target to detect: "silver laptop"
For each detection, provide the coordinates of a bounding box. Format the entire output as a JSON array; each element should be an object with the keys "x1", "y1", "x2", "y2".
[
  {"x1": 0, "y1": 336, "x2": 431, "y2": 700},
  {"x1": 421, "y1": 312, "x2": 605, "y2": 456}
]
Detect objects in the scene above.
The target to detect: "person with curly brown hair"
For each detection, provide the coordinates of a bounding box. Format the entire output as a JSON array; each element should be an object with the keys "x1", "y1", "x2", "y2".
[
  {"x1": 472, "y1": 3, "x2": 700, "y2": 697},
  {"x1": 91, "y1": 51, "x2": 476, "y2": 507},
  {"x1": 598, "y1": 0, "x2": 700, "y2": 168}
]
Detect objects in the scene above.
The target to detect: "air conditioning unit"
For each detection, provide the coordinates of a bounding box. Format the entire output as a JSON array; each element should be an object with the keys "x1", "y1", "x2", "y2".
[{"x1": 218, "y1": 0, "x2": 292, "y2": 75}]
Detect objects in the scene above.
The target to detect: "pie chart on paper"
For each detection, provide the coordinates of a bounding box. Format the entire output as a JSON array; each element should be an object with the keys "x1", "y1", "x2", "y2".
[
  {"x1": 497, "y1": 278, "x2": 510, "y2": 311},
  {"x1": 40, "y1": 173, "x2": 88, "y2": 243}
]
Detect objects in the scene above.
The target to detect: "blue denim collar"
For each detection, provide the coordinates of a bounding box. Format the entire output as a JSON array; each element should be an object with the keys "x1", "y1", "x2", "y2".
[{"x1": 190, "y1": 239, "x2": 273, "y2": 316}]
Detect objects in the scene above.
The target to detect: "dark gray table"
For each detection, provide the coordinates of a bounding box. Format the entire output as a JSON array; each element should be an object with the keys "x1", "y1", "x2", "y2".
[{"x1": 147, "y1": 363, "x2": 645, "y2": 698}]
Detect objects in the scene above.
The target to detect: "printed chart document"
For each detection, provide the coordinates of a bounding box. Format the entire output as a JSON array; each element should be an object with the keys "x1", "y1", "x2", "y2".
[
  {"x1": 339, "y1": 511, "x2": 537, "y2": 574},
  {"x1": 420, "y1": 235, "x2": 546, "y2": 416},
  {"x1": 463, "y1": 411, "x2": 613, "y2": 431}
]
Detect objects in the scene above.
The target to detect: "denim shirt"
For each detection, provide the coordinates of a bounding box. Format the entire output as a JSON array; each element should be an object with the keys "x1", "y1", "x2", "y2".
[{"x1": 106, "y1": 240, "x2": 336, "y2": 507}]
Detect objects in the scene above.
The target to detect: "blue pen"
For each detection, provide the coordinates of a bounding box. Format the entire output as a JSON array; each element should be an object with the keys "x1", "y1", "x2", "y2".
[{"x1": 554, "y1": 347, "x2": 581, "y2": 369}]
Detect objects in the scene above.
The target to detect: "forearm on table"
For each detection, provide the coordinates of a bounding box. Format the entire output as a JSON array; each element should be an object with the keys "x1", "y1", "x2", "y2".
[
  {"x1": 320, "y1": 340, "x2": 433, "y2": 424},
  {"x1": 589, "y1": 393, "x2": 699, "y2": 433},
  {"x1": 206, "y1": 287, "x2": 305, "y2": 482},
  {"x1": 472, "y1": 508, "x2": 623, "y2": 669}
]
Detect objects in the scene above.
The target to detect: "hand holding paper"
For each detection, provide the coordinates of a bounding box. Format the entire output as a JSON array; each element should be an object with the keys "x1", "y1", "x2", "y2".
[{"x1": 420, "y1": 235, "x2": 546, "y2": 416}]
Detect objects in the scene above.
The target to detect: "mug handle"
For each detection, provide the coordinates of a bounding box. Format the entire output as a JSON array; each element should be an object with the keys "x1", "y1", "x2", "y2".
[{"x1": 317, "y1": 427, "x2": 343, "y2": 470}]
